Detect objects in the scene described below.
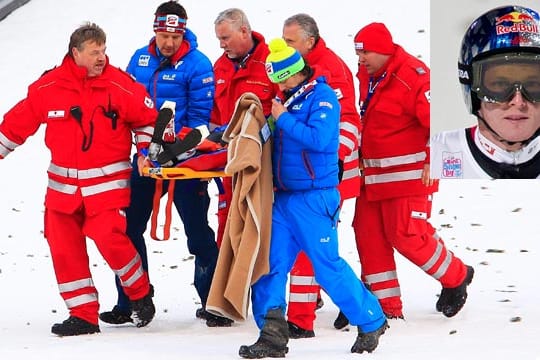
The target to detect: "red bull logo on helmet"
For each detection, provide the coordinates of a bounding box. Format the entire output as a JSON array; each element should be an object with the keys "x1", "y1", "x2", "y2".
[{"x1": 495, "y1": 11, "x2": 539, "y2": 35}]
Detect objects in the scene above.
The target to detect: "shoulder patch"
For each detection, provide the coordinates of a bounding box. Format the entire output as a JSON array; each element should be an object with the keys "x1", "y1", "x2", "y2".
[
  {"x1": 138, "y1": 55, "x2": 151, "y2": 67},
  {"x1": 416, "y1": 67, "x2": 427, "y2": 75},
  {"x1": 144, "y1": 96, "x2": 155, "y2": 109}
]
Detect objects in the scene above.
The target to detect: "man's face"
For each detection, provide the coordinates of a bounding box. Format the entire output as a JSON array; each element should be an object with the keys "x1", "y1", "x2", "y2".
[
  {"x1": 356, "y1": 49, "x2": 389, "y2": 75},
  {"x1": 215, "y1": 21, "x2": 249, "y2": 59},
  {"x1": 282, "y1": 24, "x2": 313, "y2": 57},
  {"x1": 479, "y1": 91, "x2": 540, "y2": 149},
  {"x1": 478, "y1": 63, "x2": 540, "y2": 149},
  {"x1": 72, "y1": 40, "x2": 106, "y2": 77},
  {"x1": 155, "y1": 31, "x2": 183, "y2": 57}
]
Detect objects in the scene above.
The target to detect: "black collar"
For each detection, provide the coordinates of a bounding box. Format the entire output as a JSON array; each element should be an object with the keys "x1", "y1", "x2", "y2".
[{"x1": 465, "y1": 127, "x2": 540, "y2": 178}]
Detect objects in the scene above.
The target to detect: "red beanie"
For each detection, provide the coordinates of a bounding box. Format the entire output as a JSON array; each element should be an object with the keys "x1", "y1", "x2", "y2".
[{"x1": 354, "y1": 22, "x2": 394, "y2": 55}]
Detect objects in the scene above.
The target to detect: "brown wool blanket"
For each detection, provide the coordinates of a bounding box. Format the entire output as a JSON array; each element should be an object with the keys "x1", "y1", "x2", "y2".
[{"x1": 206, "y1": 92, "x2": 273, "y2": 321}]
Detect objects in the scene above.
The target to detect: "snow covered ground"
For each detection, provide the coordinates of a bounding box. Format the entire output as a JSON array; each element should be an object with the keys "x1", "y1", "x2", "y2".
[{"x1": 0, "y1": 0, "x2": 539, "y2": 359}]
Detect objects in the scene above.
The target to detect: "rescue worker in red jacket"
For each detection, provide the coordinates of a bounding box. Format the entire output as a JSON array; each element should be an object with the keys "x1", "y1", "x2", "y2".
[
  {"x1": 334, "y1": 23, "x2": 474, "y2": 326},
  {"x1": 211, "y1": 8, "x2": 279, "y2": 249},
  {"x1": 0, "y1": 23, "x2": 156, "y2": 336},
  {"x1": 280, "y1": 13, "x2": 362, "y2": 338}
]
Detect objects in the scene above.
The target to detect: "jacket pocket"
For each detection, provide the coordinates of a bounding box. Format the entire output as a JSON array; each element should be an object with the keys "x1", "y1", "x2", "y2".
[
  {"x1": 374, "y1": 99, "x2": 404, "y2": 117},
  {"x1": 303, "y1": 189, "x2": 340, "y2": 227}
]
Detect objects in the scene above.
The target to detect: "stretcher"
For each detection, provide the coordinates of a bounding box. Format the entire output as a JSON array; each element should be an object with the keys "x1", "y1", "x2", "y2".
[{"x1": 142, "y1": 166, "x2": 229, "y2": 180}]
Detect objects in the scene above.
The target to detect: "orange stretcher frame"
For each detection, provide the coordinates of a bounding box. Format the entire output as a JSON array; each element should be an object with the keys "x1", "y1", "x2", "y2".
[
  {"x1": 143, "y1": 166, "x2": 230, "y2": 241},
  {"x1": 142, "y1": 166, "x2": 229, "y2": 180}
]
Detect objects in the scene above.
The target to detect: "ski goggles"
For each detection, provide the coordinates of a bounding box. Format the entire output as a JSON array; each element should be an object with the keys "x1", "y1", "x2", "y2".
[{"x1": 471, "y1": 52, "x2": 540, "y2": 103}]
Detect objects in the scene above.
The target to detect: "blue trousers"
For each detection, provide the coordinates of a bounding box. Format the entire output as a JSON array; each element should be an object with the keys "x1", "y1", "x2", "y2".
[
  {"x1": 114, "y1": 155, "x2": 218, "y2": 312},
  {"x1": 251, "y1": 188, "x2": 385, "y2": 332}
]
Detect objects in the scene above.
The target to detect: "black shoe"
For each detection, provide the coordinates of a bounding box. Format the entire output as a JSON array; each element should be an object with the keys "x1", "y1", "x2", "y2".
[
  {"x1": 351, "y1": 320, "x2": 389, "y2": 354},
  {"x1": 195, "y1": 307, "x2": 207, "y2": 319},
  {"x1": 436, "y1": 265, "x2": 474, "y2": 317},
  {"x1": 99, "y1": 305, "x2": 133, "y2": 325},
  {"x1": 333, "y1": 310, "x2": 350, "y2": 330},
  {"x1": 206, "y1": 312, "x2": 233, "y2": 327},
  {"x1": 195, "y1": 307, "x2": 233, "y2": 327},
  {"x1": 51, "y1": 316, "x2": 100, "y2": 337},
  {"x1": 239, "y1": 338, "x2": 288, "y2": 359},
  {"x1": 287, "y1": 321, "x2": 315, "y2": 339},
  {"x1": 130, "y1": 291, "x2": 155, "y2": 327}
]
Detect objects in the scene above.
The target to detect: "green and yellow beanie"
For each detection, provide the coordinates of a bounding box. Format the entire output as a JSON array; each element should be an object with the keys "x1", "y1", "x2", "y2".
[{"x1": 265, "y1": 38, "x2": 305, "y2": 83}]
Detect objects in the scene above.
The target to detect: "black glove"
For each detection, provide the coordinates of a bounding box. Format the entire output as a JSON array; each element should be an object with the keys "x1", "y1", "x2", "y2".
[{"x1": 338, "y1": 159, "x2": 344, "y2": 183}]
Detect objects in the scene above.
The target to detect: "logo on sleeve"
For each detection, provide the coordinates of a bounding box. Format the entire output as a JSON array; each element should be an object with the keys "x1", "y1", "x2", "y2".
[
  {"x1": 47, "y1": 110, "x2": 65, "y2": 118},
  {"x1": 138, "y1": 55, "x2": 150, "y2": 67},
  {"x1": 319, "y1": 101, "x2": 333, "y2": 108},
  {"x1": 424, "y1": 90, "x2": 430, "y2": 103},
  {"x1": 144, "y1": 96, "x2": 154, "y2": 109},
  {"x1": 333, "y1": 88, "x2": 343, "y2": 100}
]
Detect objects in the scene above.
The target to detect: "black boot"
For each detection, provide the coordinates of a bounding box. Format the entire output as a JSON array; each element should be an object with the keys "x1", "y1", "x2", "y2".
[
  {"x1": 195, "y1": 307, "x2": 234, "y2": 327},
  {"x1": 333, "y1": 310, "x2": 349, "y2": 330},
  {"x1": 287, "y1": 321, "x2": 315, "y2": 339},
  {"x1": 351, "y1": 320, "x2": 389, "y2": 354},
  {"x1": 206, "y1": 312, "x2": 234, "y2": 327},
  {"x1": 436, "y1": 265, "x2": 474, "y2": 317},
  {"x1": 130, "y1": 291, "x2": 155, "y2": 327},
  {"x1": 195, "y1": 307, "x2": 207, "y2": 319},
  {"x1": 239, "y1": 309, "x2": 289, "y2": 358},
  {"x1": 100, "y1": 285, "x2": 154, "y2": 325},
  {"x1": 157, "y1": 128, "x2": 204, "y2": 167},
  {"x1": 99, "y1": 305, "x2": 133, "y2": 325},
  {"x1": 51, "y1": 316, "x2": 100, "y2": 336}
]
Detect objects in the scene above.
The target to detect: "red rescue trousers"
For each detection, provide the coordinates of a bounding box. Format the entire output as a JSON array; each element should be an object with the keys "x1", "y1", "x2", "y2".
[
  {"x1": 352, "y1": 189, "x2": 468, "y2": 315},
  {"x1": 44, "y1": 207, "x2": 150, "y2": 325},
  {"x1": 286, "y1": 251, "x2": 320, "y2": 330},
  {"x1": 216, "y1": 176, "x2": 232, "y2": 248}
]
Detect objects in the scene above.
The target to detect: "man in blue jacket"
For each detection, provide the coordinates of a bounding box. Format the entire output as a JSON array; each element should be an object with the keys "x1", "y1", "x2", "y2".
[
  {"x1": 238, "y1": 38, "x2": 388, "y2": 358},
  {"x1": 99, "y1": 0, "x2": 231, "y2": 328}
]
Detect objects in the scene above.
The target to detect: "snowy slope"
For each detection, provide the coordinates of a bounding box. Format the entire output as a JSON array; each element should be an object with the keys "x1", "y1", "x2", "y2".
[{"x1": 0, "y1": 1, "x2": 539, "y2": 359}]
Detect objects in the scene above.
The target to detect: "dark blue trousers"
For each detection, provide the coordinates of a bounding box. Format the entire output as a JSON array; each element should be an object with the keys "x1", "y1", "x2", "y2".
[{"x1": 114, "y1": 155, "x2": 218, "y2": 312}]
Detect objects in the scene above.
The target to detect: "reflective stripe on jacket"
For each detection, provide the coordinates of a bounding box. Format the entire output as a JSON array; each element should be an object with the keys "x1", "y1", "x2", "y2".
[{"x1": 358, "y1": 45, "x2": 437, "y2": 200}]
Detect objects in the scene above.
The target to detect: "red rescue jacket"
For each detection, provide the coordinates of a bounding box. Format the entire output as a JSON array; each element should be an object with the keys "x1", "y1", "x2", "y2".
[
  {"x1": 210, "y1": 31, "x2": 278, "y2": 128},
  {"x1": 305, "y1": 38, "x2": 361, "y2": 200},
  {"x1": 358, "y1": 45, "x2": 437, "y2": 201},
  {"x1": 0, "y1": 55, "x2": 156, "y2": 214}
]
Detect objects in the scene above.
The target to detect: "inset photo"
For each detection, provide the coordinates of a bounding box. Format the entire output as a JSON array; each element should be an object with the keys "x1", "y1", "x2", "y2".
[{"x1": 430, "y1": 0, "x2": 540, "y2": 179}]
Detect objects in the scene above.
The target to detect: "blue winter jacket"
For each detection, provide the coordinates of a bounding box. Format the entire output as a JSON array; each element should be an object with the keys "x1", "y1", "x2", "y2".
[
  {"x1": 126, "y1": 29, "x2": 214, "y2": 132},
  {"x1": 273, "y1": 76, "x2": 340, "y2": 191}
]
